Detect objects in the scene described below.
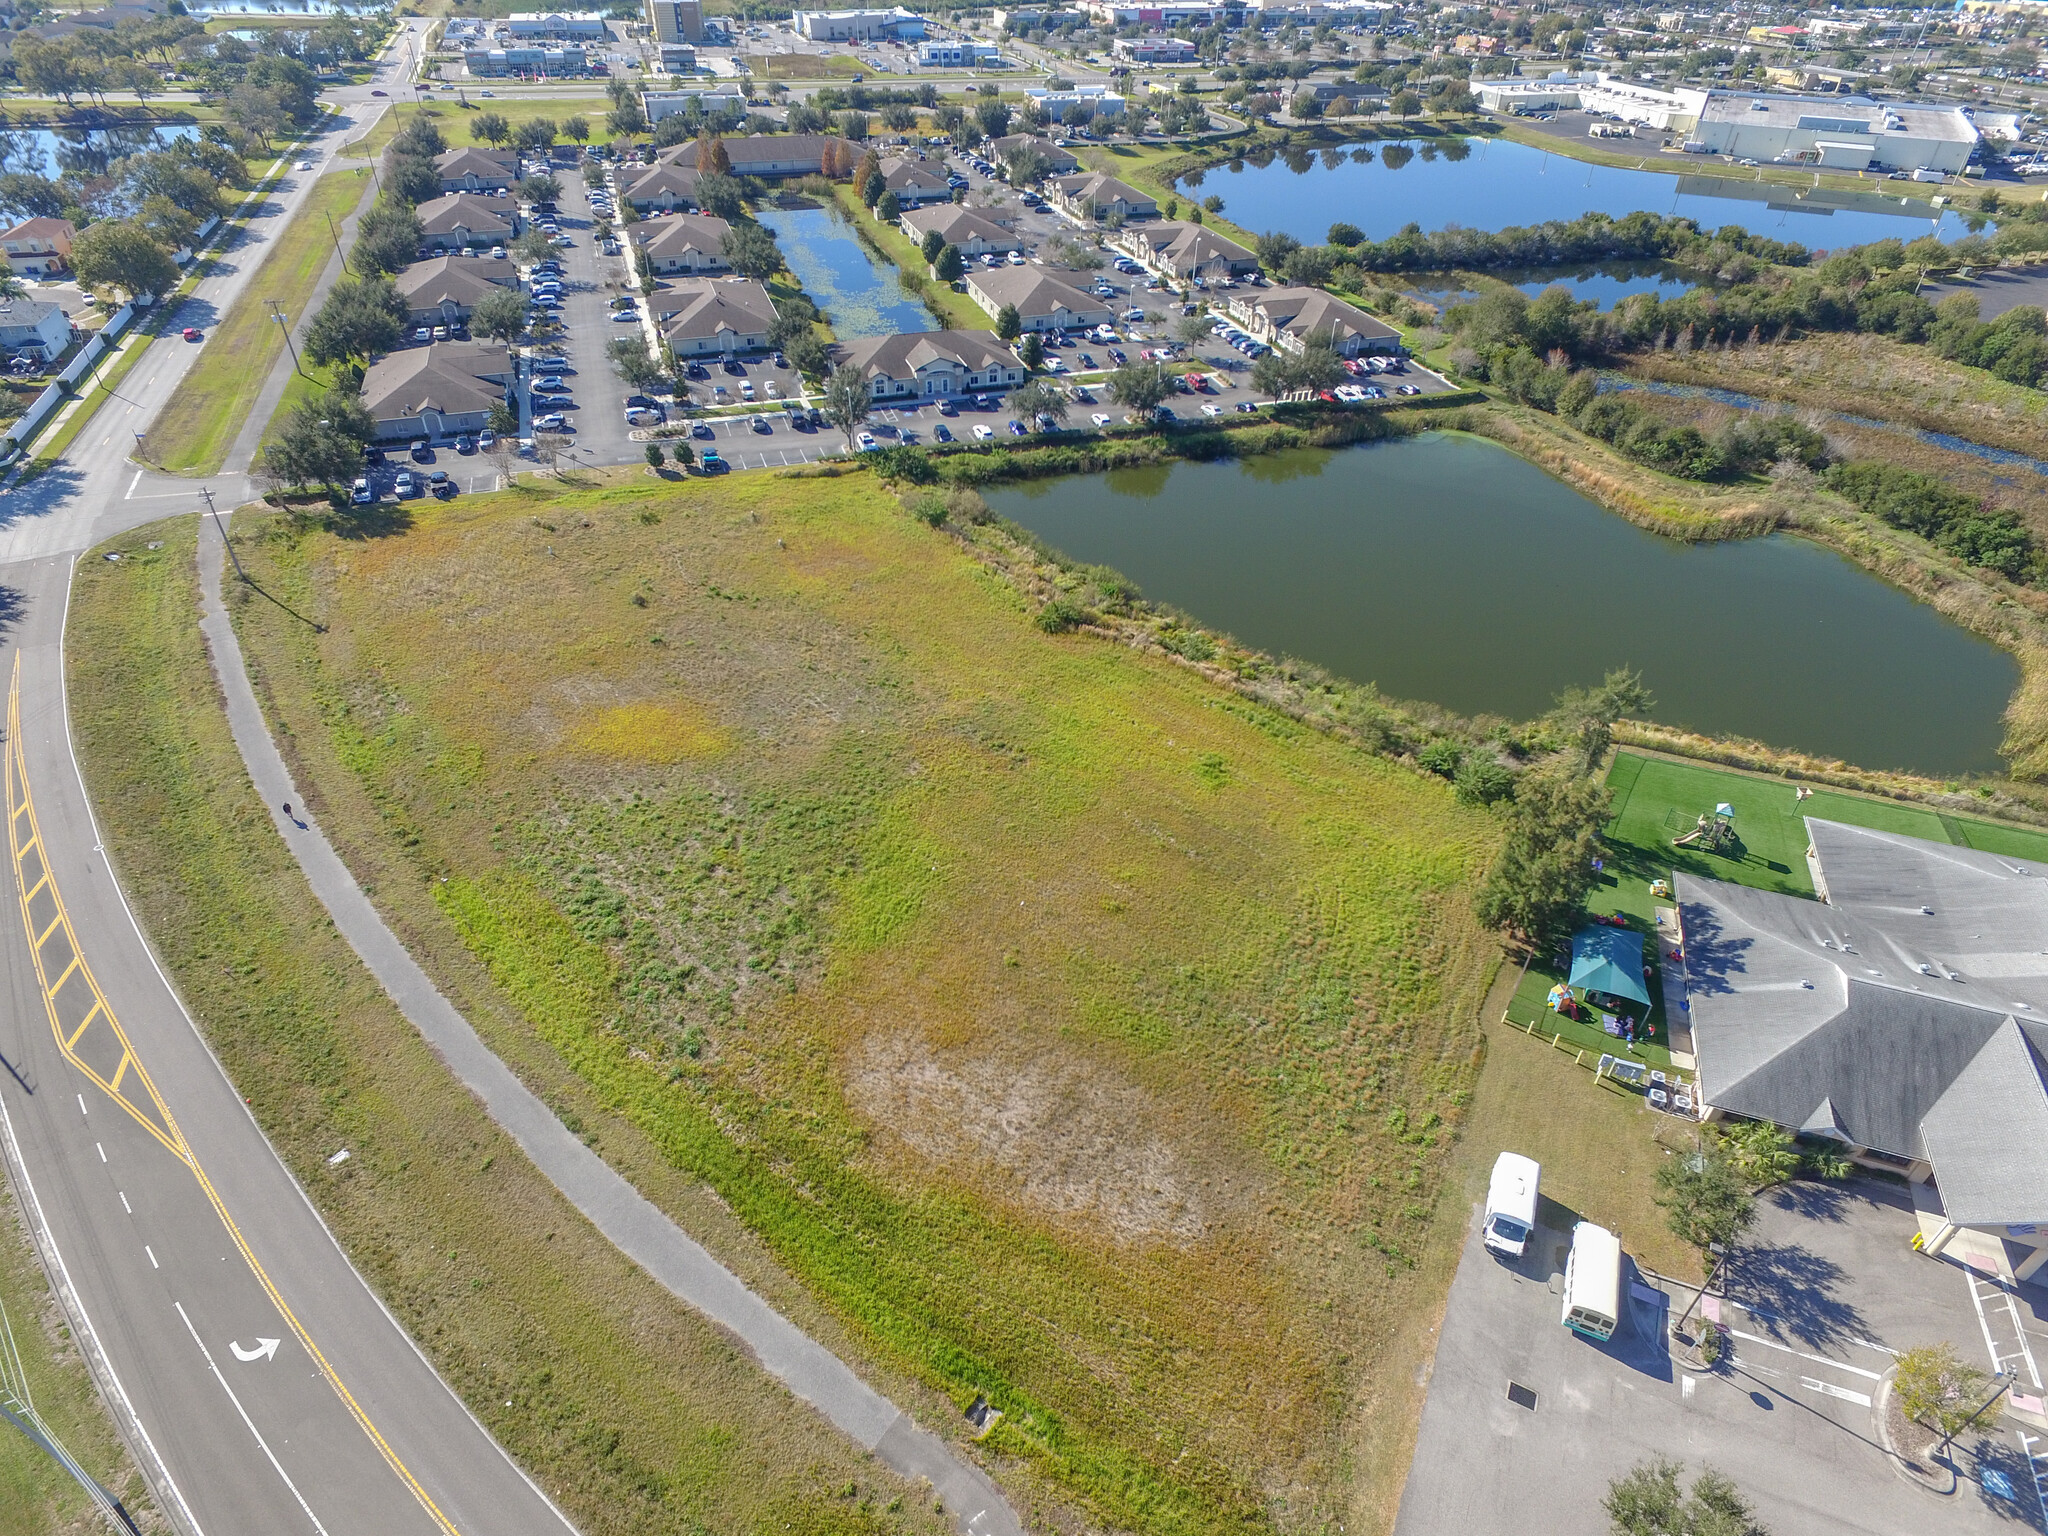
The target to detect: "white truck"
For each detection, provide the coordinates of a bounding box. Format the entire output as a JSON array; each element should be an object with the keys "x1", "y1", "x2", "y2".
[{"x1": 1483, "y1": 1151, "x2": 1540, "y2": 1259}]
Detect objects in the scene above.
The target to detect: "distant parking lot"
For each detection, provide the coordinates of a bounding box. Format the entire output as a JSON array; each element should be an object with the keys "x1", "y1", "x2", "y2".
[{"x1": 1398, "y1": 1176, "x2": 2048, "y2": 1536}]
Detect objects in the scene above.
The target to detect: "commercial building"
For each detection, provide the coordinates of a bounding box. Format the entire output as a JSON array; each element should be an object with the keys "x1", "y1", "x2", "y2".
[
  {"x1": 1111, "y1": 221, "x2": 1256, "y2": 280},
  {"x1": 1076, "y1": 2, "x2": 1228, "y2": 26},
  {"x1": 503, "y1": 11, "x2": 608, "y2": 38},
  {"x1": 792, "y1": 7, "x2": 925, "y2": 41},
  {"x1": 1030, "y1": 85, "x2": 1127, "y2": 119},
  {"x1": 1112, "y1": 36, "x2": 1199, "y2": 63},
  {"x1": 1676, "y1": 819, "x2": 2048, "y2": 1283},
  {"x1": 963, "y1": 267, "x2": 1113, "y2": 332},
  {"x1": 0, "y1": 218, "x2": 73, "y2": 277},
  {"x1": 917, "y1": 39, "x2": 1006, "y2": 66},
  {"x1": 991, "y1": 7, "x2": 1062, "y2": 28},
  {"x1": 628, "y1": 212, "x2": 734, "y2": 274},
  {"x1": 394, "y1": 256, "x2": 517, "y2": 326},
  {"x1": 1224, "y1": 286, "x2": 1400, "y2": 356},
  {"x1": 641, "y1": 88, "x2": 746, "y2": 121},
  {"x1": 648, "y1": 0, "x2": 704, "y2": 42},
  {"x1": 657, "y1": 43, "x2": 700, "y2": 72},
  {"x1": 877, "y1": 155, "x2": 953, "y2": 206},
  {"x1": 0, "y1": 297, "x2": 70, "y2": 360},
  {"x1": 659, "y1": 133, "x2": 852, "y2": 177},
  {"x1": 360, "y1": 342, "x2": 516, "y2": 440},
  {"x1": 415, "y1": 192, "x2": 520, "y2": 252},
  {"x1": 827, "y1": 330, "x2": 1026, "y2": 399},
  {"x1": 434, "y1": 147, "x2": 519, "y2": 193},
  {"x1": 899, "y1": 203, "x2": 1024, "y2": 259},
  {"x1": 1047, "y1": 170, "x2": 1155, "y2": 222},
  {"x1": 462, "y1": 44, "x2": 590, "y2": 76},
  {"x1": 654, "y1": 277, "x2": 778, "y2": 355},
  {"x1": 1474, "y1": 71, "x2": 1708, "y2": 132},
  {"x1": 988, "y1": 133, "x2": 1078, "y2": 174},
  {"x1": 1690, "y1": 93, "x2": 1978, "y2": 174}
]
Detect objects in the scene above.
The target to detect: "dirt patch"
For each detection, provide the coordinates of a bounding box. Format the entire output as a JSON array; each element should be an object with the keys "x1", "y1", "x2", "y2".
[{"x1": 849, "y1": 1035, "x2": 1211, "y2": 1246}]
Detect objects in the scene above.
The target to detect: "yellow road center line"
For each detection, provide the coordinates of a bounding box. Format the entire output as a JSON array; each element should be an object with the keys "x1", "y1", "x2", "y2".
[{"x1": 4, "y1": 655, "x2": 464, "y2": 1536}]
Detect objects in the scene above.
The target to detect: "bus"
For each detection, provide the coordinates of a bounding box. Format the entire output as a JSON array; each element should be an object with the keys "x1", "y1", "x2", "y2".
[
  {"x1": 1561, "y1": 1222, "x2": 1622, "y2": 1342},
  {"x1": 1482, "y1": 1152, "x2": 1540, "y2": 1259}
]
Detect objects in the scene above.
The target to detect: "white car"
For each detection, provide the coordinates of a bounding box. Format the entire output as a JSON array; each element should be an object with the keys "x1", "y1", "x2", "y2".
[
  {"x1": 856, "y1": 430, "x2": 877, "y2": 450},
  {"x1": 1200, "y1": 402, "x2": 1222, "y2": 416},
  {"x1": 1090, "y1": 412, "x2": 1112, "y2": 426},
  {"x1": 534, "y1": 412, "x2": 567, "y2": 430},
  {"x1": 535, "y1": 374, "x2": 566, "y2": 391},
  {"x1": 1043, "y1": 357, "x2": 1067, "y2": 373},
  {"x1": 296, "y1": 159, "x2": 313, "y2": 171},
  {"x1": 972, "y1": 423, "x2": 994, "y2": 440}
]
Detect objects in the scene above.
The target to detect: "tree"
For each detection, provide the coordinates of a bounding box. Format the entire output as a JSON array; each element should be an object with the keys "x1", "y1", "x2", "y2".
[
  {"x1": 1012, "y1": 378, "x2": 1066, "y2": 427},
  {"x1": 880, "y1": 103, "x2": 918, "y2": 133},
  {"x1": 671, "y1": 439, "x2": 695, "y2": 470},
  {"x1": 933, "y1": 243, "x2": 965, "y2": 281},
  {"x1": 1390, "y1": 89, "x2": 1421, "y2": 116},
  {"x1": 784, "y1": 328, "x2": 828, "y2": 380},
  {"x1": 0, "y1": 174, "x2": 66, "y2": 221},
  {"x1": 975, "y1": 100, "x2": 1013, "y2": 140},
  {"x1": 1473, "y1": 762, "x2": 1609, "y2": 945},
  {"x1": 875, "y1": 189, "x2": 902, "y2": 223},
  {"x1": 563, "y1": 116, "x2": 590, "y2": 146},
  {"x1": 1656, "y1": 1145, "x2": 1755, "y2": 1298},
  {"x1": 262, "y1": 391, "x2": 375, "y2": 492},
  {"x1": 695, "y1": 172, "x2": 744, "y2": 222},
  {"x1": 608, "y1": 335, "x2": 662, "y2": 390},
  {"x1": 1549, "y1": 667, "x2": 1651, "y2": 773},
  {"x1": 1894, "y1": 1345, "x2": 1992, "y2": 1441},
  {"x1": 226, "y1": 83, "x2": 289, "y2": 148},
  {"x1": 822, "y1": 362, "x2": 872, "y2": 451},
  {"x1": 470, "y1": 285, "x2": 531, "y2": 345},
  {"x1": 511, "y1": 227, "x2": 556, "y2": 265},
  {"x1": 382, "y1": 147, "x2": 441, "y2": 206},
  {"x1": 721, "y1": 221, "x2": 782, "y2": 280},
  {"x1": 920, "y1": 227, "x2": 946, "y2": 264},
  {"x1": 698, "y1": 133, "x2": 731, "y2": 178},
  {"x1": 994, "y1": 303, "x2": 1022, "y2": 342},
  {"x1": 472, "y1": 111, "x2": 511, "y2": 146},
  {"x1": 518, "y1": 174, "x2": 562, "y2": 206},
  {"x1": 855, "y1": 146, "x2": 884, "y2": 206},
  {"x1": 352, "y1": 202, "x2": 423, "y2": 278},
  {"x1": 1718, "y1": 1120, "x2": 1799, "y2": 1189},
  {"x1": 1017, "y1": 331, "x2": 1043, "y2": 370},
  {"x1": 1175, "y1": 313, "x2": 1212, "y2": 347},
  {"x1": 70, "y1": 220, "x2": 177, "y2": 301},
  {"x1": 305, "y1": 276, "x2": 406, "y2": 365},
  {"x1": 646, "y1": 441, "x2": 666, "y2": 471},
  {"x1": 1605, "y1": 1460, "x2": 1768, "y2": 1536},
  {"x1": 488, "y1": 399, "x2": 519, "y2": 438},
  {"x1": 609, "y1": 101, "x2": 648, "y2": 138},
  {"x1": 1106, "y1": 359, "x2": 1172, "y2": 419},
  {"x1": 514, "y1": 118, "x2": 559, "y2": 153}
]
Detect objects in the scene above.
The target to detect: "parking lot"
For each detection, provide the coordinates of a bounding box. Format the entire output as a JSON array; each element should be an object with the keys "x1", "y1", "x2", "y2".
[{"x1": 1398, "y1": 1176, "x2": 2048, "y2": 1535}]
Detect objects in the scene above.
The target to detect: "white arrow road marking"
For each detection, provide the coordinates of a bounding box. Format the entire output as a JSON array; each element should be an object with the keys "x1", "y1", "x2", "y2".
[
  {"x1": 178, "y1": 1306, "x2": 327, "y2": 1535},
  {"x1": 231, "y1": 1337, "x2": 282, "y2": 1364}
]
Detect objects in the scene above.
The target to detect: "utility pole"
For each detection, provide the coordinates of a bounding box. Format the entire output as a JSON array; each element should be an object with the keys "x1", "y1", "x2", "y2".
[{"x1": 268, "y1": 302, "x2": 305, "y2": 377}]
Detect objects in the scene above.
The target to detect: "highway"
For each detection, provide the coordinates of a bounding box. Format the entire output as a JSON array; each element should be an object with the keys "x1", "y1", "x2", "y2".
[{"x1": 0, "y1": 22, "x2": 576, "y2": 1536}]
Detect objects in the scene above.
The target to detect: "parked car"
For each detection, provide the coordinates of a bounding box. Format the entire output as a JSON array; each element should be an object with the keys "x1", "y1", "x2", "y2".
[
  {"x1": 972, "y1": 424, "x2": 994, "y2": 440},
  {"x1": 700, "y1": 448, "x2": 727, "y2": 472},
  {"x1": 691, "y1": 421, "x2": 714, "y2": 439},
  {"x1": 395, "y1": 470, "x2": 419, "y2": 497},
  {"x1": 350, "y1": 476, "x2": 373, "y2": 505},
  {"x1": 535, "y1": 375, "x2": 566, "y2": 391},
  {"x1": 856, "y1": 430, "x2": 877, "y2": 450},
  {"x1": 409, "y1": 438, "x2": 433, "y2": 462},
  {"x1": 534, "y1": 412, "x2": 568, "y2": 430},
  {"x1": 933, "y1": 423, "x2": 952, "y2": 442},
  {"x1": 478, "y1": 430, "x2": 496, "y2": 449},
  {"x1": 751, "y1": 414, "x2": 772, "y2": 434},
  {"x1": 456, "y1": 434, "x2": 478, "y2": 452}
]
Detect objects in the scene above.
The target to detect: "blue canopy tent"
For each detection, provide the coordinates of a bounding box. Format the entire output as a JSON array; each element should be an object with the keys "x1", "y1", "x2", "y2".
[{"x1": 1569, "y1": 925, "x2": 1652, "y2": 1008}]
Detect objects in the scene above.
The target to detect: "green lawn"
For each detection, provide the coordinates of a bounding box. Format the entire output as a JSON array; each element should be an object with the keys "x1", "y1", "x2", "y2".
[
  {"x1": 348, "y1": 97, "x2": 617, "y2": 161},
  {"x1": 141, "y1": 169, "x2": 371, "y2": 475}
]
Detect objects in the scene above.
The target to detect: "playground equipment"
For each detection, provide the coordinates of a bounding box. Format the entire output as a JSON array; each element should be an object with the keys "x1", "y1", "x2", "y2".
[{"x1": 1672, "y1": 801, "x2": 1736, "y2": 853}]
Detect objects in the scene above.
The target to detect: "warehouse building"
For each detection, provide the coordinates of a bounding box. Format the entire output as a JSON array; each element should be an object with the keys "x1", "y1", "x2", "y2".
[{"x1": 1689, "y1": 93, "x2": 1978, "y2": 173}]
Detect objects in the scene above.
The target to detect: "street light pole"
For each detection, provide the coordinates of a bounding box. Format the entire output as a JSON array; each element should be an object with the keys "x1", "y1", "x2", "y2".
[{"x1": 269, "y1": 303, "x2": 305, "y2": 377}]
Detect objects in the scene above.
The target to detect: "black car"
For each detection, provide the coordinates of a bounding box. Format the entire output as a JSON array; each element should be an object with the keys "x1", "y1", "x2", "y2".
[
  {"x1": 686, "y1": 362, "x2": 709, "y2": 380},
  {"x1": 722, "y1": 359, "x2": 746, "y2": 377},
  {"x1": 625, "y1": 394, "x2": 655, "y2": 409},
  {"x1": 363, "y1": 447, "x2": 386, "y2": 465},
  {"x1": 750, "y1": 414, "x2": 772, "y2": 434}
]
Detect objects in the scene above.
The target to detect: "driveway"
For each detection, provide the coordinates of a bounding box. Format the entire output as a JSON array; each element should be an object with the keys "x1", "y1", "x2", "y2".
[{"x1": 1396, "y1": 1177, "x2": 2046, "y2": 1535}]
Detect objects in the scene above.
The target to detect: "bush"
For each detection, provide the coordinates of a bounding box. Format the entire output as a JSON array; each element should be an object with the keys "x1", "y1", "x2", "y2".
[
  {"x1": 1036, "y1": 596, "x2": 1089, "y2": 632},
  {"x1": 907, "y1": 492, "x2": 947, "y2": 526},
  {"x1": 1895, "y1": 1343, "x2": 1990, "y2": 1438},
  {"x1": 1416, "y1": 739, "x2": 1463, "y2": 778},
  {"x1": 1453, "y1": 756, "x2": 1515, "y2": 807},
  {"x1": 1824, "y1": 460, "x2": 2040, "y2": 583}
]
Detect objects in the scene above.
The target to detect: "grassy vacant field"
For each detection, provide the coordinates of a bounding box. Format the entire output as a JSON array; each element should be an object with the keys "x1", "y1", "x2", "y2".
[
  {"x1": 0, "y1": 1176, "x2": 154, "y2": 1536},
  {"x1": 229, "y1": 467, "x2": 1503, "y2": 1535},
  {"x1": 344, "y1": 98, "x2": 618, "y2": 161},
  {"x1": 68, "y1": 520, "x2": 951, "y2": 1536},
  {"x1": 140, "y1": 169, "x2": 371, "y2": 475}
]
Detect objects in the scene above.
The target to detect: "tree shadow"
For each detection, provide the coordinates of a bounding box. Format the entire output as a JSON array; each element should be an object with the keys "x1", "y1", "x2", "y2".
[
  {"x1": 0, "y1": 583, "x2": 25, "y2": 647},
  {"x1": 0, "y1": 461, "x2": 85, "y2": 533},
  {"x1": 1958, "y1": 1434, "x2": 2048, "y2": 1531},
  {"x1": 331, "y1": 502, "x2": 415, "y2": 541},
  {"x1": 1762, "y1": 1179, "x2": 1857, "y2": 1225},
  {"x1": 1723, "y1": 1239, "x2": 1872, "y2": 1352},
  {"x1": 1672, "y1": 896, "x2": 1750, "y2": 998}
]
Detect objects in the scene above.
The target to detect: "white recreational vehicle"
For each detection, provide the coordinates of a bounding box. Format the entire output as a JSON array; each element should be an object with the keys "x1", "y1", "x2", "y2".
[{"x1": 1482, "y1": 1152, "x2": 1540, "y2": 1259}]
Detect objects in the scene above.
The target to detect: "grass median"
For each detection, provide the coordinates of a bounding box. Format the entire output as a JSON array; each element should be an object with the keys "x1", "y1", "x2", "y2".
[
  {"x1": 140, "y1": 169, "x2": 371, "y2": 476},
  {"x1": 67, "y1": 517, "x2": 950, "y2": 1536},
  {"x1": 229, "y1": 467, "x2": 1504, "y2": 1535}
]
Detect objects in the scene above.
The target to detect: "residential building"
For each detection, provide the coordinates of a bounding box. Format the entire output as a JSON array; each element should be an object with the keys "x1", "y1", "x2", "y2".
[
  {"x1": 654, "y1": 277, "x2": 778, "y2": 355},
  {"x1": 659, "y1": 133, "x2": 852, "y2": 177},
  {"x1": 415, "y1": 192, "x2": 520, "y2": 252},
  {"x1": 621, "y1": 163, "x2": 703, "y2": 214},
  {"x1": 0, "y1": 218, "x2": 73, "y2": 277},
  {"x1": 899, "y1": 203, "x2": 1023, "y2": 258},
  {"x1": 462, "y1": 45, "x2": 591, "y2": 76},
  {"x1": 1225, "y1": 286, "x2": 1399, "y2": 356},
  {"x1": 964, "y1": 266, "x2": 1112, "y2": 332},
  {"x1": 1676, "y1": 819, "x2": 2048, "y2": 1283},
  {"x1": 878, "y1": 155, "x2": 953, "y2": 206},
  {"x1": 649, "y1": 0, "x2": 704, "y2": 42},
  {"x1": 629, "y1": 212, "x2": 734, "y2": 274},
  {"x1": 828, "y1": 329, "x2": 1026, "y2": 399},
  {"x1": 1047, "y1": 170, "x2": 1155, "y2": 222},
  {"x1": 360, "y1": 342, "x2": 515, "y2": 440},
  {"x1": 504, "y1": 11, "x2": 608, "y2": 38},
  {"x1": 792, "y1": 7, "x2": 926, "y2": 41},
  {"x1": 1112, "y1": 36, "x2": 1199, "y2": 63},
  {"x1": 918, "y1": 39, "x2": 1006, "y2": 66},
  {"x1": 987, "y1": 133, "x2": 1078, "y2": 174},
  {"x1": 434, "y1": 146, "x2": 519, "y2": 193},
  {"x1": 0, "y1": 297, "x2": 70, "y2": 360},
  {"x1": 394, "y1": 256, "x2": 517, "y2": 325},
  {"x1": 1112, "y1": 221, "x2": 1256, "y2": 280},
  {"x1": 1691, "y1": 93, "x2": 1977, "y2": 174},
  {"x1": 1030, "y1": 85, "x2": 1127, "y2": 120},
  {"x1": 641, "y1": 88, "x2": 746, "y2": 121}
]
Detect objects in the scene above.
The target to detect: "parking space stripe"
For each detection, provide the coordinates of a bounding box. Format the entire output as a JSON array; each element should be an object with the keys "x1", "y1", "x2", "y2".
[{"x1": 1725, "y1": 1328, "x2": 1883, "y2": 1380}]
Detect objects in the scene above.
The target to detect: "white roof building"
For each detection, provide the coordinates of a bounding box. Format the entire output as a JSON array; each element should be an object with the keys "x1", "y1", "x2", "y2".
[{"x1": 1693, "y1": 93, "x2": 1978, "y2": 173}]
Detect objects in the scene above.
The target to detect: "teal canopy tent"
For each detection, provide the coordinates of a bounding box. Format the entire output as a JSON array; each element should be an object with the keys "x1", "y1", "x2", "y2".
[{"x1": 1569, "y1": 925, "x2": 1651, "y2": 1008}]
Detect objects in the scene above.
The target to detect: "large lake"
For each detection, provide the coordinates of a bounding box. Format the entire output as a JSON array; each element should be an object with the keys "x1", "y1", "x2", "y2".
[
  {"x1": 987, "y1": 433, "x2": 2016, "y2": 775},
  {"x1": 1183, "y1": 136, "x2": 1972, "y2": 250},
  {"x1": 756, "y1": 203, "x2": 936, "y2": 338}
]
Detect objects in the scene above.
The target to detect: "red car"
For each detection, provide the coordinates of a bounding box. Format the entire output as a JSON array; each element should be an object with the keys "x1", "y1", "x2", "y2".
[{"x1": 181, "y1": 327, "x2": 201, "y2": 341}]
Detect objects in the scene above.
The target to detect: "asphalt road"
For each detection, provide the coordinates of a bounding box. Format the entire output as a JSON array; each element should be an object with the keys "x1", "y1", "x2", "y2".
[{"x1": 0, "y1": 25, "x2": 579, "y2": 1536}]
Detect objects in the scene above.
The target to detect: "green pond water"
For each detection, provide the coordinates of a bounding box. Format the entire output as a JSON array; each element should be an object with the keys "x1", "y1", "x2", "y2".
[{"x1": 986, "y1": 433, "x2": 2018, "y2": 776}]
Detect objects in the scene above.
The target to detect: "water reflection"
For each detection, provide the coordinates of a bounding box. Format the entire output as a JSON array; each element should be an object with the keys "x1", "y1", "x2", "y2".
[{"x1": 755, "y1": 201, "x2": 936, "y2": 339}]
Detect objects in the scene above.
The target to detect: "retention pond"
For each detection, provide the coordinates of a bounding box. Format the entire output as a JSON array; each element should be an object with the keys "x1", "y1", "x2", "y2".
[
  {"x1": 986, "y1": 433, "x2": 2015, "y2": 776},
  {"x1": 757, "y1": 203, "x2": 937, "y2": 339}
]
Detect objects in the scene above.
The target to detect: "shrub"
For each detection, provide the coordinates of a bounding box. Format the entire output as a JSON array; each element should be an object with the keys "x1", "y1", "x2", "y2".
[
  {"x1": 1036, "y1": 596, "x2": 1089, "y2": 632},
  {"x1": 1895, "y1": 1344, "x2": 1990, "y2": 1438},
  {"x1": 1824, "y1": 460, "x2": 2040, "y2": 583},
  {"x1": 1416, "y1": 739, "x2": 1463, "y2": 778},
  {"x1": 1453, "y1": 756, "x2": 1515, "y2": 806}
]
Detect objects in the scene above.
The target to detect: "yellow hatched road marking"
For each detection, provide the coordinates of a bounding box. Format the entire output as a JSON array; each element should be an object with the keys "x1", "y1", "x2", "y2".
[
  {"x1": 4, "y1": 655, "x2": 465, "y2": 1536},
  {"x1": 49, "y1": 954, "x2": 80, "y2": 993}
]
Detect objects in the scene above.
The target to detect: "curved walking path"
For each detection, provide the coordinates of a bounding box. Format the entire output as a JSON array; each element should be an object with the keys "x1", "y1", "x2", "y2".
[{"x1": 192, "y1": 514, "x2": 1024, "y2": 1536}]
